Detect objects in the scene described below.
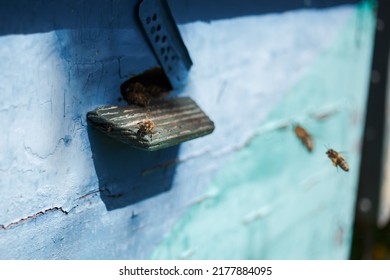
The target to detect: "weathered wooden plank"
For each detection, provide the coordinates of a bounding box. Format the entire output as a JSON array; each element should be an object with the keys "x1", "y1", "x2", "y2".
[{"x1": 87, "y1": 97, "x2": 215, "y2": 151}]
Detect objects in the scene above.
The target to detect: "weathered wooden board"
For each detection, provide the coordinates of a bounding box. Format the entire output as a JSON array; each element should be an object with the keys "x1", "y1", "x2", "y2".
[{"x1": 87, "y1": 98, "x2": 214, "y2": 151}]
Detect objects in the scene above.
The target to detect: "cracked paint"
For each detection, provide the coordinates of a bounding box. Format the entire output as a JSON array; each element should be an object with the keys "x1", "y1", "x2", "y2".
[{"x1": 0, "y1": 206, "x2": 75, "y2": 231}]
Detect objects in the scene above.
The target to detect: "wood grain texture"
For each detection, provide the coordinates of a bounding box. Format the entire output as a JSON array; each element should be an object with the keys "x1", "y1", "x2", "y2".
[{"x1": 87, "y1": 97, "x2": 214, "y2": 151}]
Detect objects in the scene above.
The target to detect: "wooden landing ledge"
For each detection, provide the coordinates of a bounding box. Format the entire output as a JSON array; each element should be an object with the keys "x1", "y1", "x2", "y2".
[{"x1": 87, "y1": 97, "x2": 215, "y2": 151}]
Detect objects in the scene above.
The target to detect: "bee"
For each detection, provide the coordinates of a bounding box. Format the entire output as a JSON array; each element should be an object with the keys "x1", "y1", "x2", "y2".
[
  {"x1": 123, "y1": 82, "x2": 145, "y2": 95},
  {"x1": 146, "y1": 84, "x2": 169, "y2": 98},
  {"x1": 137, "y1": 119, "x2": 156, "y2": 139},
  {"x1": 326, "y1": 149, "x2": 349, "y2": 172},
  {"x1": 127, "y1": 92, "x2": 151, "y2": 107},
  {"x1": 294, "y1": 124, "x2": 313, "y2": 152},
  {"x1": 122, "y1": 82, "x2": 151, "y2": 107}
]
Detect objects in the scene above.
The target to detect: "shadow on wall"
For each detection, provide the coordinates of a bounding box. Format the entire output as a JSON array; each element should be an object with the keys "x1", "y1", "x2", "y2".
[{"x1": 88, "y1": 126, "x2": 179, "y2": 211}]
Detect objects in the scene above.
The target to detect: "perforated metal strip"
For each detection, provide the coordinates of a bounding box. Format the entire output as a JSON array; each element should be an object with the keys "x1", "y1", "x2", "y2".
[{"x1": 138, "y1": 0, "x2": 192, "y2": 89}]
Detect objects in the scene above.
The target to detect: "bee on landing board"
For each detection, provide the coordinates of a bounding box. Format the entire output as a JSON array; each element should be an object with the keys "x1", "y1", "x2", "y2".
[
  {"x1": 137, "y1": 119, "x2": 156, "y2": 139},
  {"x1": 326, "y1": 149, "x2": 349, "y2": 172},
  {"x1": 294, "y1": 124, "x2": 314, "y2": 152}
]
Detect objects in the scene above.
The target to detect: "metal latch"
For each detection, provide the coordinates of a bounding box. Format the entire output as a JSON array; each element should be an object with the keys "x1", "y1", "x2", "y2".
[{"x1": 87, "y1": 0, "x2": 214, "y2": 151}]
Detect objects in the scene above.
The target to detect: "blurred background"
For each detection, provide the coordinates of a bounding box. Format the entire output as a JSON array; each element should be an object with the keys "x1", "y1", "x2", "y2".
[{"x1": 349, "y1": 0, "x2": 390, "y2": 260}]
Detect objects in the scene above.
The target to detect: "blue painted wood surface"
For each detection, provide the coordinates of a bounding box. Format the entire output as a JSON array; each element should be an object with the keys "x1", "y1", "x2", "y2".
[{"x1": 0, "y1": 1, "x2": 375, "y2": 259}]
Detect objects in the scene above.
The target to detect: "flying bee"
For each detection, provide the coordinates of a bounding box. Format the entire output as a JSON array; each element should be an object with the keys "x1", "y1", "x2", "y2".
[
  {"x1": 137, "y1": 119, "x2": 156, "y2": 139},
  {"x1": 326, "y1": 149, "x2": 349, "y2": 172},
  {"x1": 294, "y1": 124, "x2": 313, "y2": 152}
]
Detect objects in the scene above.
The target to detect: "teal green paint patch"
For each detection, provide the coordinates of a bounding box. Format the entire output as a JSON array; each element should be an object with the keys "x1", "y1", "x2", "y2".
[{"x1": 151, "y1": 3, "x2": 375, "y2": 260}]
